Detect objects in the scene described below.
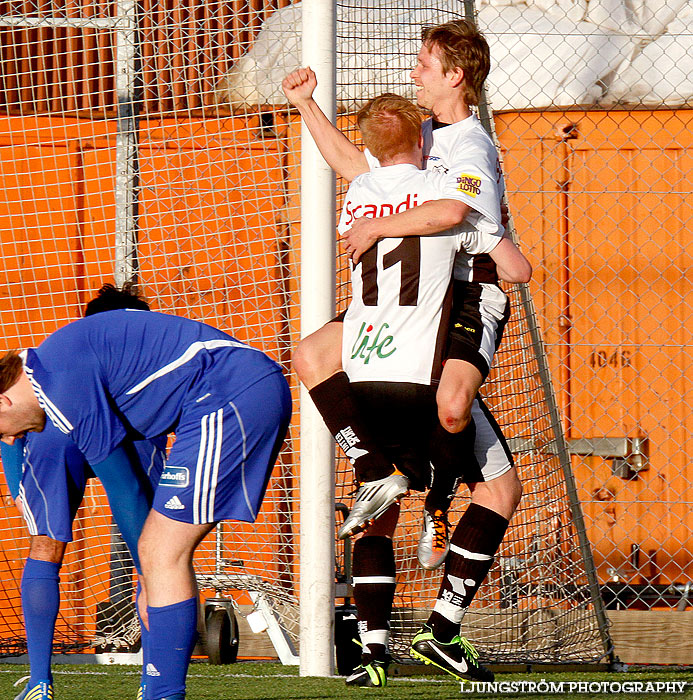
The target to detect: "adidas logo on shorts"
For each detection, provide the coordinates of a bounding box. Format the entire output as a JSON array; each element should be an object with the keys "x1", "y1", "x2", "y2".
[
  {"x1": 164, "y1": 495, "x2": 185, "y2": 510},
  {"x1": 146, "y1": 663, "x2": 161, "y2": 677}
]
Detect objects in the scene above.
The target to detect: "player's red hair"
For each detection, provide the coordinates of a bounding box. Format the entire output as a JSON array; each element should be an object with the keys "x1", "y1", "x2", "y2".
[
  {"x1": 357, "y1": 93, "x2": 424, "y2": 164},
  {"x1": 0, "y1": 351, "x2": 23, "y2": 394},
  {"x1": 421, "y1": 19, "x2": 490, "y2": 107}
]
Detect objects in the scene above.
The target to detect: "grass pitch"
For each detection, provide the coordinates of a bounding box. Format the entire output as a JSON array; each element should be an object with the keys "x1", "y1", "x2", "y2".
[{"x1": 1, "y1": 661, "x2": 693, "y2": 699}]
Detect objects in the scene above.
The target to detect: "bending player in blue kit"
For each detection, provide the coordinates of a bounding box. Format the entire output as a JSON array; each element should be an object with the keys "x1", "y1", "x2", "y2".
[
  {"x1": 1, "y1": 284, "x2": 166, "y2": 700},
  {"x1": 0, "y1": 309, "x2": 291, "y2": 700}
]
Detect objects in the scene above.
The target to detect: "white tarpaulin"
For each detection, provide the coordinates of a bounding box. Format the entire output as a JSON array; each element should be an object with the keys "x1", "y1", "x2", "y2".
[
  {"x1": 218, "y1": 0, "x2": 693, "y2": 110},
  {"x1": 605, "y1": 2, "x2": 693, "y2": 105},
  {"x1": 478, "y1": 6, "x2": 632, "y2": 109}
]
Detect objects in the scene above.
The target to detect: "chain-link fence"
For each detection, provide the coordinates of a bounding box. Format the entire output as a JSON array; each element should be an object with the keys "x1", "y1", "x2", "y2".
[
  {"x1": 497, "y1": 107, "x2": 693, "y2": 614},
  {"x1": 0, "y1": 0, "x2": 691, "y2": 664}
]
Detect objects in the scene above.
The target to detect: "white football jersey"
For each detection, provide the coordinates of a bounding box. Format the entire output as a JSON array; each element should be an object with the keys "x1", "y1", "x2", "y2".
[
  {"x1": 423, "y1": 116, "x2": 505, "y2": 283},
  {"x1": 365, "y1": 114, "x2": 505, "y2": 283},
  {"x1": 339, "y1": 163, "x2": 500, "y2": 385}
]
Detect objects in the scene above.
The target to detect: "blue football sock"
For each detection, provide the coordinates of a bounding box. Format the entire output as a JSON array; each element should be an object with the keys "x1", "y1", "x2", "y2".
[
  {"x1": 145, "y1": 597, "x2": 197, "y2": 699},
  {"x1": 91, "y1": 445, "x2": 153, "y2": 574},
  {"x1": 135, "y1": 579, "x2": 149, "y2": 698},
  {"x1": 136, "y1": 581, "x2": 150, "y2": 697},
  {"x1": 21, "y1": 558, "x2": 61, "y2": 683}
]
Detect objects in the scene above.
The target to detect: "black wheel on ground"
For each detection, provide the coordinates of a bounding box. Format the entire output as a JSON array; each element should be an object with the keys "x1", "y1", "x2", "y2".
[{"x1": 205, "y1": 607, "x2": 239, "y2": 665}]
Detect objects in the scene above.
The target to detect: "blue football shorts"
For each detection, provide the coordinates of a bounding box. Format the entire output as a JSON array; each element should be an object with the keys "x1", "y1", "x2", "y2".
[{"x1": 153, "y1": 368, "x2": 291, "y2": 525}]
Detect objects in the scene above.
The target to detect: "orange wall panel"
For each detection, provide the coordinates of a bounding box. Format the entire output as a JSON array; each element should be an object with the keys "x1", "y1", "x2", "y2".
[
  {"x1": 0, "y1": 143, "x2": 86, "y2": 345},
  {"x1": 497, "y1": 109, "x2": 693, "y2": 589}
]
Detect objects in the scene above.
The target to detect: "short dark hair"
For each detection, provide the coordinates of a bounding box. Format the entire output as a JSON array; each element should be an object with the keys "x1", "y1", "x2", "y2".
[
  {"x1": 0, "y1": 351, "x2": 24, "y2": 393},
  {"x1": 84, "y1": 282, "x2": 150, "y2": 317},
  {"x1": 421, "y1": 19, "x2": 490, "y2": 106}
]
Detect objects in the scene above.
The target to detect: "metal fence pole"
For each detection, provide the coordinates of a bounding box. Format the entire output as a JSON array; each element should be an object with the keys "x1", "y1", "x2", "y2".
[{"x1": 114, "y1": 0, "x2": 140, "y2": 286}]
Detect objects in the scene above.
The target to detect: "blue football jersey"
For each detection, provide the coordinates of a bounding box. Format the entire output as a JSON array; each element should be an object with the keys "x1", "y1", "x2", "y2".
[{"x1": 23, "y1": 310, "x2": 282, "y2": 464}]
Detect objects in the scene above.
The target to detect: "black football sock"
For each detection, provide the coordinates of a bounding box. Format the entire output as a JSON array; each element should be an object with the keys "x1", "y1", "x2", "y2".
[
  {"x1": 425, "y1": 420, "x2": 476, "y2": 513},
  {"x1": 309, "y1": 371, "x2": 393, "y2": 482},
  {"x1": 427, "y1": 503, "x2": 509, "y2": 643},
  {"x1": 352, "y1": 536, "x2": 396, "y2": 662}
]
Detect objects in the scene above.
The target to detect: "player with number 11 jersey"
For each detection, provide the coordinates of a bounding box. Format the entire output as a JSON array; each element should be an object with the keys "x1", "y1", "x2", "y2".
[{"x1": 340, "y1": 163, "x2": 501, "y2": 386}]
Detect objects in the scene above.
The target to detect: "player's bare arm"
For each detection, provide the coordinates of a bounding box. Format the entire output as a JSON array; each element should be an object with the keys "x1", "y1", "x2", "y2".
[
  {"x1": 490, "y1": 236, "x2": 532, "y2": 283},
  {"x1": 282, "y1": 67, "x2": 368, "y2": 182},
  {"x1": 341, "y1": 198, "x2": 470, "y2": 263}
]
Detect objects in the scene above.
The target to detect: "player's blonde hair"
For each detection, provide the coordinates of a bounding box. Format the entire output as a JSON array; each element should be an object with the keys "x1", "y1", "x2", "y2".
[
  {"x1": 0, "y1": 351, "x2": 23, "y2": 394},
  {"x1": 357, "y1": 93, "x2": 424, "y2": 164},
  {"x1": 421, "y1": 19, "x2": 490, "y2": 106}
]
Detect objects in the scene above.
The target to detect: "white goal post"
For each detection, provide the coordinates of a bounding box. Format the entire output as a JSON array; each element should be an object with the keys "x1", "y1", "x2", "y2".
[{"x1": 298, "y1": 0, "x2": 337, "y2": 678}]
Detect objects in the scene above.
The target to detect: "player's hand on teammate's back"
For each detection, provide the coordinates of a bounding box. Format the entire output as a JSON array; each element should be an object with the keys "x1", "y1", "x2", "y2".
[
  {"x1": 501, "y1": 202, "x2": 509, "y2": 228},
  {"x1": 342, "y1": 216, "x2": 380, "y2": 264},
  {"x1": 282, "y1": 67, "x2": 318, "y2": 105}
]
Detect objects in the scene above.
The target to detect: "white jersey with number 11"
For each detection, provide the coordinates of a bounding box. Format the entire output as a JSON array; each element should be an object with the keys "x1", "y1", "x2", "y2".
[{"x1": 339, "y1": 162, "x2": 500, "y2": 385}]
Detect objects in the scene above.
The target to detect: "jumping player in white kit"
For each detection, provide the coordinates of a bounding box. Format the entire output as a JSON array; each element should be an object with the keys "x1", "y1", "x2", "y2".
[
  {"x1": 283, "y1": 18, "x2": 531, "y2": 682},
  {"x1": 331, "y1": 92, "x2": 512, "y2": 687}
]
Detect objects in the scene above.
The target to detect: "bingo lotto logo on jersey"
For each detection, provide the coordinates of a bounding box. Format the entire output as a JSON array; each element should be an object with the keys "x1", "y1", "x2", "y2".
[
  {"x1": 456, "y1": 173, "x2": 482, "y2": 197},
  {"x1": 351, "y1": 321, "x2": 396, "y2": 364},
  {"x1": 160, "y1": 465, "x2": 189, "y2": 488}
]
